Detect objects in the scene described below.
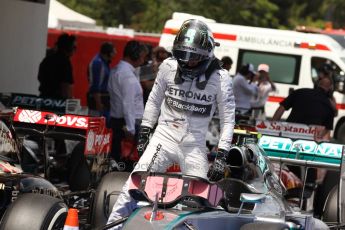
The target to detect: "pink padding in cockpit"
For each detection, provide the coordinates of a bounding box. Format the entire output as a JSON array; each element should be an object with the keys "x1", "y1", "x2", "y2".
[
  {"x1": 188, "y1": 180, "x2": 209, "y2": 199},
  {"x1": 144, "y1": 176, "x2": 165, "y2": 200},
  {"x1": 161, "y1": 178, "x2": 184, "y2": 203},
  {"x1": 188, "y1": 181, "x2": 223, "y2": 206},
  {"x1": 129, "y1": 173, "x2": 141, "y2": 190},
  {"x1": 208, "y1": 184, "x2": 223, "y2": 206},
  {"x1": 129, "y1": 174, "x2": 223, "y2": 206},
  {"x1": 143, "y1": 176, "x2": 184, "y2": 203}
]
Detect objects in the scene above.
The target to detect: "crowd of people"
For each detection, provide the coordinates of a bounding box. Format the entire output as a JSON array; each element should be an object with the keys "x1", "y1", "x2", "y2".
[
  {"x1": 37, "y1": 33, "x2": 172, "y2": 164},
  {"x1": 37, "y1": 31, "x2": 338, "y2": 166},
  {"x1": 37, "y1": 31, "x2": 338, "y2": 162},
  {"x1": 223, "y1": 56, "x2": 336, "y2": 133},
  {"x1": 218, "y1": 57, "x2": 277, "y2": 120}
]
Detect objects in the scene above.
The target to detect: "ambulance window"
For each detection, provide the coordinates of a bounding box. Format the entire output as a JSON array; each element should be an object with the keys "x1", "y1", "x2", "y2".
[
  {"x1": 238, "y1": 50, "x2": 300, "y2": 84},
  {"x1": 311, "y1": 57, "x2": 345, "y2": 93}
]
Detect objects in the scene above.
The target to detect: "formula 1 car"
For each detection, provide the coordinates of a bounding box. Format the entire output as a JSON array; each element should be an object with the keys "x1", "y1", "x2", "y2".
[
  {"x1": 0, "y1": 93, "x2": 112, "y2": 189},
  {"x1": 13, "y1": 107, "x2": 112, "y2": 190},
  {"x1": 0, "y1": 94, "x2": 114, "y2": 229},
  {"x1": 0, "y1": 109, "x2": 68, "y2": 229},
  {"x1": 99, "y1": 128, "x2": 333, "y2": 230},
  {"x1": 256, "y1": 120, "x2": 345, "y2": 228}
]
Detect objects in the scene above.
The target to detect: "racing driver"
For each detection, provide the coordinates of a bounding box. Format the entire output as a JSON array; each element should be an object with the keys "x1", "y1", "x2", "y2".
[{"x1": 107, "y1": 19, "x2": 235, "y2": 228}]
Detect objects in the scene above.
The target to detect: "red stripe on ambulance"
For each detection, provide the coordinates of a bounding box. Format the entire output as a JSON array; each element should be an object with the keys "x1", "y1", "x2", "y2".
[
  {"x1": 163, "y1": 28, "x2": 237, "y2": 41},
  {"x1": 163, "y1": 28, "x2": 178, "y2": 35},
  {"x1": 213, "y1": 33, "x2": 237, "y2": 41},
  {"x1": 268, "y1": 96, "x2": 285, "y2": 103}
]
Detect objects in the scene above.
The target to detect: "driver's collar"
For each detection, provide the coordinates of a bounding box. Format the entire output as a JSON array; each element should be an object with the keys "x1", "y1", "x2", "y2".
[{"x1": 174, "y1": 58, "x2": 221, "y2": 90}]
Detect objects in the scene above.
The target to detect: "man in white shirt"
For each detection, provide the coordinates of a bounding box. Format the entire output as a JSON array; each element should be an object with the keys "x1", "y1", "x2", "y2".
[
  {"x1": 108, "y1": 40, "x2": 147, "y2": 162},
  {"x1": 233, "y1": 63, "x2": 258, "y2": 114}
]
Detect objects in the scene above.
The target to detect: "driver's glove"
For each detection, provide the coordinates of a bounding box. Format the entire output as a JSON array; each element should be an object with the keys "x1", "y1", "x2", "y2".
[
  {"x1": 137, "y1": 126, "x2": 152, "y2": 157},
  {"x1": 208, "y1": 148, "x2": 230, "y2": 182}
]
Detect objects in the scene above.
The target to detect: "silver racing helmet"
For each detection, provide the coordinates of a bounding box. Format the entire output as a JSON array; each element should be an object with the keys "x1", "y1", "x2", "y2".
[{"x1": 172, "y1": 19, "x2": 218, "y2": 78}]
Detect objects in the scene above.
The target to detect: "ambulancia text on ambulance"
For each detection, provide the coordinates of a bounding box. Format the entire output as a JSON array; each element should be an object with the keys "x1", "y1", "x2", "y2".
[{"x1": 159, "y1": 12, "x2": 345, "y2": 143}]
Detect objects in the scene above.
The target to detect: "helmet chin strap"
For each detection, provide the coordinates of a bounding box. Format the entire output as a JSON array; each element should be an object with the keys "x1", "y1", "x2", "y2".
[{"x1": 174, "y1": 58, "x2": 221, "y2": 90}]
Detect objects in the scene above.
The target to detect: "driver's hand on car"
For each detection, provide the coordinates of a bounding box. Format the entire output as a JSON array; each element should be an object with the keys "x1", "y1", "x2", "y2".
[
  {"x1": 208, "y1": 149, "x2": 230, "y2": 182},
  {"x1": 137, "y1": 126, "x2": 152, "y2": 157}
]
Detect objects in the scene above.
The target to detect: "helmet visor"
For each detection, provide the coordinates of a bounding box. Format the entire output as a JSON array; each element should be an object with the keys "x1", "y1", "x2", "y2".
[{"x1": 173, "y1": 50, "x2": 207, "y2": 62}]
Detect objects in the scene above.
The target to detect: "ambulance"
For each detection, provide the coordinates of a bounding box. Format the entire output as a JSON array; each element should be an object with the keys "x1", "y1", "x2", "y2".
[{"x1": 159, "y1": 12, "x2": 345, "y2": 143}]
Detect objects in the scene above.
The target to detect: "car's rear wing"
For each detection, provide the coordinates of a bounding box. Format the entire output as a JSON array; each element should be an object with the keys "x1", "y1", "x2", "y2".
[
  {"x1": 259, "y1": 135, "x2": 345, "y2": 223},
  {"x1": 254, "y1": 120, "x2": 345, "y2": 224},
  {"x1": 253, "y1": 120, "x2": 341, "y2": 164},
  {"x1": 259, "y1": 135, "x2": 343, "y2": 165},
  {"x1": 12, "y1": 108, "x2": 111, "y2": 155}
]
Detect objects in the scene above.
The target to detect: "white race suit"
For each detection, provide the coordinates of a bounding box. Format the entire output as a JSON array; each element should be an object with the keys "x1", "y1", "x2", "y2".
[{"x1": 107, "y1": 58, "x2": 235, "y2": 228}]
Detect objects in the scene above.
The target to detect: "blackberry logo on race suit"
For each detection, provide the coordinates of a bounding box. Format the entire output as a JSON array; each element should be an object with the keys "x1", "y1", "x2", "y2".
[{"x1": 165, "y1": 86, "x2": 214, "y2": 116}]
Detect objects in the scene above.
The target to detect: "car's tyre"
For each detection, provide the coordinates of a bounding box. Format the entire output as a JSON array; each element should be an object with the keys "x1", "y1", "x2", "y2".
[
  {"x1": 0, "y1": 193, "x2": 68, "y2": 230},
  {"x1": 91, "y1": 171, "x2": 130, "y2": 228},
  {"x1": 322, "y1": 185, "x2": 339, "y2": 222}
]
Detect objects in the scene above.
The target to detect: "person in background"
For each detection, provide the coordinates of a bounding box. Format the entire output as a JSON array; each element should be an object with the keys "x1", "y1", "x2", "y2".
[
  {"x1": 38, "y1": 33, "x2": 76, "y2": 99},
  {"x1": 136, "y1": 44, "x2": 154, "y2": 105},
  {"x1": 232, "y1": 63, "x2": 258, "y2": 114},
  {"x1": 272, "y1": 76, "x2": 336, "y2": 222},
  {"x1": 140, "y1": 46, "x2": 171, "y2": 105},
  {"x1": 316, "y1": 63, "x2": 338, "y2": 117},
  {"x1": 107, "y1": 19, "x2": 235, "y2": 229},
  {"x1": 312, "y1": 63, "x2": 339, "y2": 218},
  {"x1": 251, "y1": 64, "x2": 276, "y2": 119},
  {"x1": 136, "y1": 44, "x2": 153, "y2": 78},
  {"x1": 221, "y1": 56, "x2": 233, "y2": 72},
  {"x1": 152, "y1": 46, "x2": 171, "y2": 74},
  {"x1": 273, "y1": 76, "x2": 335, "y2": 140},
  {"x1": 87, "y1": 42, "x2": 116, "y2": 117},
  {"x1": 107, "y1": 40, "x2": 147, "y2": 163}
]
